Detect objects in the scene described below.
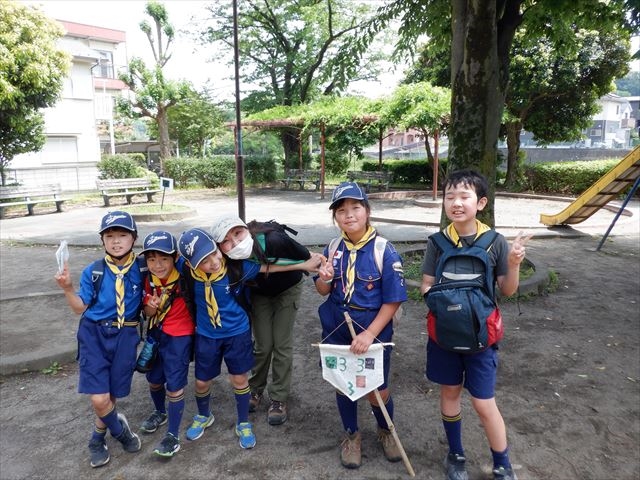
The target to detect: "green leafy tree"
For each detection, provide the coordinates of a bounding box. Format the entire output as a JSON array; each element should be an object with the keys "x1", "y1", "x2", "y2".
[
  {"x1": 118, "y1": 1, "x2": 189, "y2": 173},
  {"x1": 198, "y1": 0, "x2": 389, "y2": 168},
  {"x1": 0, "y1": 1, "x2": 70, "y2": 185},
  {"x1": 147, "y1": 87, "x2": 225, "y2": 158}
]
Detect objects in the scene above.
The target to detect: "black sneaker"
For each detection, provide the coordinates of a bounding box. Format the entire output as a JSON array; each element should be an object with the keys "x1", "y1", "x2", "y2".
[
  {"x1": 154, "y1": 433, "x2": 181, "y2": 458},
  {"x1": 493, "y1": 466, "x2": 518, "y2": 480},
  {"x1": 444, "y1": 453, "x2": 469, "y2": 480},
  {"x1": 114, "y1": 413, "x2": 141, "y2": 452},
  {"x1": 88, "y1": 437, "x2": 110, "y2": 468},
  {"x1": 140, "y1": 410, "x2": 168, "y2": 434}
]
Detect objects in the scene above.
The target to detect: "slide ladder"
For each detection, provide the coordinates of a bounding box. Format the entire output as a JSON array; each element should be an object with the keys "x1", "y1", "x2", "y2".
[{"x1": 540, "y1": 146, "x2": 640, "y2": 226}]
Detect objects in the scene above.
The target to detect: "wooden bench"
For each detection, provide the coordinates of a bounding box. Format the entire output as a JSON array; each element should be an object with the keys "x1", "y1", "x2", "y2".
[
  {"x1": 96, "y1": 178, "x2": 162, "y2": 207},
  {"x1": 346, "y1": 170, "x2": 394, "y2": 192},
  {"x1": 0, "y1": 184, "x2": 69, "y2": 219},
  {"x1": 279, "y1": 169, "x2": 321, "y2": 191}
]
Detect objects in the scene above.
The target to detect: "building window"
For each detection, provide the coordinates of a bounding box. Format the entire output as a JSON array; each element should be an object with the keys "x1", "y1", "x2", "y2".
[
  {"x1": 94, "y1": 50, "x2": 114, "y2": 78},
  {"x1": 41, "y1": 137, "x2": 78, "y2": 164},
  {"x1": 591, "y1": 128, "x2": 602, "y2": 137}
]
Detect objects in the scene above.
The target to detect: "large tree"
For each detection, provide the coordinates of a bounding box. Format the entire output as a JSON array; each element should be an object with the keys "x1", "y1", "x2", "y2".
[
  {"x1": 0, "y1": 1, "x2": 70, "y2": 185},
  {"x1": 198, "y1": 0, "x2": 390, "y2": 168},
  {"x1": 118, "y1": 1, "x2": 189, "y2": 173},
  {"x1": 367, "y1": 0, "x2": 634, "y2": 225}
]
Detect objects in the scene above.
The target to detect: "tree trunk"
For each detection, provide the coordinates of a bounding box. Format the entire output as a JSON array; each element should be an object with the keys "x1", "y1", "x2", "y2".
[
  {"x1": 280, "y1": 129, "x2": 301, "y2": 170},
  {"x1": 157, "y1": 106, "x2": 171, "y2": 174},
  {"x1": 505, "y1": 120, "x2": 522, "y2": 189}
]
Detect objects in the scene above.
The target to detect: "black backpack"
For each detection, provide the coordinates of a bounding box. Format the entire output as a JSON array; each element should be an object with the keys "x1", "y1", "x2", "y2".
[{"x1": 424, "y1": 230, "x2": 504, "y2": 353}]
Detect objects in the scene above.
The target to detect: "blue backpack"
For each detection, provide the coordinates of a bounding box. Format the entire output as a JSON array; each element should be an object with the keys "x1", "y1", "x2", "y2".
[{"x1": 424, "y1": 230, "x2": 504, "y2": 353}]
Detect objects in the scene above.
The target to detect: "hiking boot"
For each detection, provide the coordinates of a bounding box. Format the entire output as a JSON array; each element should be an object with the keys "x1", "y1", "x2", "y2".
[
  {"x1": 248, "y1": 392, "x2": 262, "y2": 413},
  {"x1": 444, "y1": 453, "x2": 469, "y2": 480},
  {"x1": 185, "y1": 413, "x2": 215, "y2": 441},
  {"x1": 114, "y1": 413, "x2": 141, "y2": 453},
  {"x1": 377, "y1": 427, "x2": 402, "y2": 462},
  {"x1": 88, "y1": 437, "x2": 110, "y2": 468},
  {"x1": 493, "y1": 466, "x2": 518, "y2": 480},
  {"x1": 340, "y1": 431, "x2": 362, "y2": 469},
  {"x1": 140, "y1": 410, "x2": 168, "y2": 434},
  {"x1": 267, "y1": 401, "x2": 288, "y2": 426},
  {"x1": 153, "y1": 433, "x2": 181, "y2": 458},
  {"x1": 235, "y1": 421, "x2": 256, "y2": 449}
]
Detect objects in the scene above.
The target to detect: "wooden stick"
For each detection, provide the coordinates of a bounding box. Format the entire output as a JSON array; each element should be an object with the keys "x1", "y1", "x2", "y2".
[
  {"x1": 344, "y1": 312, "x2": 415, "y2": 477},
  {"x1": 311, "y1": 342, "x2": 395, "y2": 347}
]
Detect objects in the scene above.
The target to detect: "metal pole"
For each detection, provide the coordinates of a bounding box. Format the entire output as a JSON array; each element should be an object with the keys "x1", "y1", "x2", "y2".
[
  {"x1": 596, "y1": 176, "x2": 640, "y2": 251},
  {"x1": 232, "y1": 0, "x2": 245, "y2": 221}
]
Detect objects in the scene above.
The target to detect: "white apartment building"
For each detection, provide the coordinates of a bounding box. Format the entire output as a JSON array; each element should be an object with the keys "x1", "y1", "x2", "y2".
[{"x1": 8, "y1": 20, "x2": 128, "y2": 191}]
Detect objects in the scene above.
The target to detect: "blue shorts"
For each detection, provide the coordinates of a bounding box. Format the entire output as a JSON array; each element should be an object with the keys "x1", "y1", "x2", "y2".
[
  {"x1": 425, "y1": 339, "x2": 499, "y2": 399},
  {"x1": 146, "y1": 332, "x2": 192, "y2": 392},
  {"x1": 194, "y1": 329, "x2": 253, "y2": 381},
  {"x1": 77, "y1": 319, "x2": 140, "y2": 397}
]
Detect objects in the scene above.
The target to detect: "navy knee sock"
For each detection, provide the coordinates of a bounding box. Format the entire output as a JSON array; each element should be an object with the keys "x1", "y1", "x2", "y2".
[
  {"x1": 491, "y1": 447, "x2": 512, "y2": 470},
  {"x1": 167, "y1": 392, "x2": 184, "y2": 438},
  {"x1": 234, "y1": 386, "x2": 251, "y2": 424},
  {"x1": 371, "y1": 395, "x2": 394, "y2": 430},
  {"x1": 101, "y1": 406, "x2": 123, "y2": 438},
  {"x1": 195, "y1": 388, "x2": 211, "y2": 417},
  {"x1": 150, "y1": 385, "x2": 166, "y2": 413},
  {"x1": 442, "y1": 412, "x2": 464, "y2": 456},
  {"x1": 336, "y1": 391, "x2": 358, "y2": 434}
]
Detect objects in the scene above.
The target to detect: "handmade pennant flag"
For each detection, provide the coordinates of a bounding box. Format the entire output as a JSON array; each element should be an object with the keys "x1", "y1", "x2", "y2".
[{"x1": 318, "y1": 343, "x2": 384, "y2": 401}]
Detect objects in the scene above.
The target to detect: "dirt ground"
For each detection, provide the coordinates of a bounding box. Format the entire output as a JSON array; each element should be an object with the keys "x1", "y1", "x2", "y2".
[{"x1": 0, "y1": 234, "x2": 639, "y2": 480}]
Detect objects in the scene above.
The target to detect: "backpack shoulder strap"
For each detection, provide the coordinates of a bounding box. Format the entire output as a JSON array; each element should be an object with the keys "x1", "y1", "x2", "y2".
[
  {"x1": 430, "y1": 231, "x2": 455, "y2": 253},
  {"x1": 373, "y1": 236, "x2": 388, "y2": 274},
  {"x1": 89, "y1": 259, "x2": 106, "y2": 306},
  {"x1": 327, "y1": 236, "x2": 342, "y2": 262},
  {"x1": 471, "y1": 230, "x2": 499, "y2": 251}
]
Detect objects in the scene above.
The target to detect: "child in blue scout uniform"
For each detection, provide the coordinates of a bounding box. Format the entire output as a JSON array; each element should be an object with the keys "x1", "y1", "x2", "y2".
[
  {"x1": 138, "y1": 230, "x2": 195, "y2": 458},
  {"x1": 54, "y1": 211, "x2": 143, "y2": 468},
  {"x1": 314, "y1": 182, "x2": 408, "y2": 470},
  {"x1": 177, "y1": 228, "x2": 323, "y2": 449},
  {"x1": 210, "y1": 215, "x2": 311, "y2": 426},
  {"x1": 420, "y1": 169, "x2": 530, "y2": 480}
]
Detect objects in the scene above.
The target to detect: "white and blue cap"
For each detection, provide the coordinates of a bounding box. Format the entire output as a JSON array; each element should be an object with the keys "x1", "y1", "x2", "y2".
[
  {"x1": 99, "y1": 211, "x2": 137, "y2": 234},
  {"x1": 329, "y1": 181, "x2": 368, "y2": 210},
  {"x1": 178, "y1": 228, "x2": 217, "y2": 269},
  {"x1": 141, "y1": 230, "x2": 177, "y2": 255}
]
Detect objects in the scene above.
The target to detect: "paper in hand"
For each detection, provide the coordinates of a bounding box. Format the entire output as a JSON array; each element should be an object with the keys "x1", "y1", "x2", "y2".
[{"x1": 56, "y1": 240, "x2": 69, "y2": 274}]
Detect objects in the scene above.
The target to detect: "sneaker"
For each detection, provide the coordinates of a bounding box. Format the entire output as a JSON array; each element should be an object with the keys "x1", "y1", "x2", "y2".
[
  {"x1": 340, "y1": 431, "x2": 362, "y2": 469},
  {"x1": 114, "y1": 413, "x2": 142, "y2": 453},
  {"x1": 248, "y1": 392, "x2": 262, "y2": 413},
  {"x1": 235, "y1": 421, "x2": 256, "y2": 449},
  {"x1": 267, "y1": 401, "x2": 288, "y2": 426},
  {"x1": 140, "y1": 410, "x2": 168, "y2": 434},
  {"x1": 493, "y1": 466, "x2": 518, "y2": 480},
  {"x1": 185, "y1": 413, "x2": 215, "y2": 441},
  {"x1": 377, "y1": 427, "x2": 402, "y2": 462},
  {"x1": 88, "y1": 437, "x2": 110, "y2": 468},
  {"x1": 153, "y1": 433, "x2": 181, "y2": 458},
  {"x1": 444, "y1": 453, "x2": 469, "y2": 480}
]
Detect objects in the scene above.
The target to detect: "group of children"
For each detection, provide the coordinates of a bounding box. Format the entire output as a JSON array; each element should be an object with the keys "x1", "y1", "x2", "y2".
[{"x1": 55, "y1": 170, "x2": 527, "y2": 480}]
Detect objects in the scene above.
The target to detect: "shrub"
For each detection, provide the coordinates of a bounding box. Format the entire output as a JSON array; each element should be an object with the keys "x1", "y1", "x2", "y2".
[
  {"x1": 98, "y1": 154, "x2": 142, "y2": 179},
  {"x1": 197, "y1": 156, "x2": 236, "y2": 188},
  {"x1": 244, "y1": 155, "x2": 277, "y2": 183},
  {"x1": 361, "y1": 158, "x2": 449, "y2": 186},
  {"x1": 522, "y1": 159, "x2": 619, "y2": 195},
  {"x1": 164, "y1": 157, "x2": 201, "y2": 188}
]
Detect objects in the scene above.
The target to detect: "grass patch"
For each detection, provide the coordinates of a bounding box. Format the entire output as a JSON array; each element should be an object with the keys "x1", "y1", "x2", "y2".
[{"x1": 118, "y1": 204, "x2": 191, "y2": 214}]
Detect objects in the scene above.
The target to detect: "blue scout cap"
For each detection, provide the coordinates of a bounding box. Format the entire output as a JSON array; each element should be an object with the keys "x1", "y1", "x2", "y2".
[
  {"x1": 141, "y1": 230, "x2": 177, "y2": 255},
  {"x1": 178, "y1": 228, "x2": 217, "y2": 269},
  {"x1": 329, "y1": 181, "x2": 368, "y2": 210},
  {"x1": 99, "y1": 211, "x2": 137, "y2": 234}
]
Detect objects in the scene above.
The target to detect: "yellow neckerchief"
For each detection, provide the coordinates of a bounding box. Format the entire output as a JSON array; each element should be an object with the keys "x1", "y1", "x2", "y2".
[
  {"x1": 444, "y1": 219, "x2": 492, "y2": 247},
  {"x1": 190, "y1": 258, "x2": 227, "y2": 328},
  {"x1": 104, "y1": 251, "x2": 136, "y2": 328},
  {"x1": 341, "y1": 225, "x2": 377, "y2": 303},
  {"x1": 148, "y1": 269, "x2": 181, "y2": 328}
]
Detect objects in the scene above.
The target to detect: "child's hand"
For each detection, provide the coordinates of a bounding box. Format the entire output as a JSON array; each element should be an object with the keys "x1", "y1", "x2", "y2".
[
  {"x1": 146, "y1": 292, "x2": 161, "y2": 309},
  {"x1": 317, "y1": 262, "x2": 334, "y2": 283},
  {"x1": 303, "y1": 252, "x2": 326, "y2": 272},
  {"x1": 54, "y1": 263, "x2": 73, "y2": 290},
  {"x1": 509, "y1": 231, "x2": 533, "y2": 266}
]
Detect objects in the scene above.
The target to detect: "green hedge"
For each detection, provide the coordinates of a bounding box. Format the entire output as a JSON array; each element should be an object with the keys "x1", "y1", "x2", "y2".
[
  {"x1": 361, "y1": 158, "x2": 448, "y2": 185},
  {"x1": 98, "y1": 154, "x2": 158, "y2": 186},
  {"x1": 522, "y1": 159, "x2": 620, "y2": 195}
]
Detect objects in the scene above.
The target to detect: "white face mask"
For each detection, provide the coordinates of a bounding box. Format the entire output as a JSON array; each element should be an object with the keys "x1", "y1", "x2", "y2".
[{"x1": 227, "y1": 235, "x2": 254, "y2": 260}]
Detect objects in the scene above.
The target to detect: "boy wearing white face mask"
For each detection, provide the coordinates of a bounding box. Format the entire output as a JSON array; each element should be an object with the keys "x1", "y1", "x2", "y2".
[{"x1": 211, "y1": 215, "x2": 311, "y2": 426}]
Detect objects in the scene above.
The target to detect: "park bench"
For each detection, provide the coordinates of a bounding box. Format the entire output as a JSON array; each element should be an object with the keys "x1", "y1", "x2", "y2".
[
  {"x1": 346, "y1": 170, "x2": 394, "y2": 192},
  {"x1": 96, "y1": 177, "x2": 162, "y2": 207},
  {"x1": 0, "y1": 184, "x2": 69, "y2": 219},
  {"x1": 279, "y1": 169, "x2": 321, "y2": 191}
]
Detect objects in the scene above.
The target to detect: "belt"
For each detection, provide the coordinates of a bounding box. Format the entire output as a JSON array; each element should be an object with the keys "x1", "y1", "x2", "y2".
[{"x1": 95, "y1": 320, "x2": 139, "y2": 327}]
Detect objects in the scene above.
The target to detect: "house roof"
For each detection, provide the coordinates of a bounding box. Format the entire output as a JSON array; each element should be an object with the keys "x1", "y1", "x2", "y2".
[{"x1": 58, "y1": 20, "x2": 126, "y2": 44}]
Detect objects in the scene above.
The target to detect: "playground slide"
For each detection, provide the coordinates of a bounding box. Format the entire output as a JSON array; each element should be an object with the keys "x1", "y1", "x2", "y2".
[{"x1": 539, "y1": 146, "x2": 640, "y2": 226}]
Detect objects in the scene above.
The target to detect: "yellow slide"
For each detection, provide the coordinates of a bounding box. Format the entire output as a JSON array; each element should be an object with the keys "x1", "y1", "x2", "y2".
[{"x1": 540, "y1": 146, "x2": 640, "y2": 226}]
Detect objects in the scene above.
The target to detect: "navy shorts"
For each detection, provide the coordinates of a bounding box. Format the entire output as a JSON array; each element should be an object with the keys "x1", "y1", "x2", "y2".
[
  {"x1": 77, "y1": 319, "x2": 140, "y2": 397},
  {"x1": 146, "y1": 333, "x2": 192, "y2": 392},
  {"x1": 194, "y1": 329, "x2": 253, "y2": 381},
  {"x1": 425, "y1": 339, "x2": 499, "y2": 399}
]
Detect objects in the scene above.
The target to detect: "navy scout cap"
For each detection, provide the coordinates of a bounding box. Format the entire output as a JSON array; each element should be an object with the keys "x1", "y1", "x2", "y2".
[
  {"x1": 178, "y1": 228, "x2": 217, "y2": 269},
  {"x1": 141, "y1": 230, "x2": 178, "y2": 255},
  {"x1": 329, "y1": 181, "x2": 368, "y2": 210},
  {"x1": 99, "y1": 211, "x2": 137, "y2": 234}
]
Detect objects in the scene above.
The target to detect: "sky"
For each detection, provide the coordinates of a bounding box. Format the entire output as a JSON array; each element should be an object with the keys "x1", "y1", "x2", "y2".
[{"x1": 24, "y1": 0, "x2": 403, "y2": 101}]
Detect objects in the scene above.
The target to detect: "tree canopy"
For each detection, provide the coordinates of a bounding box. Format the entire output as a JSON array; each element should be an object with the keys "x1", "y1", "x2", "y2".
[{"x1": 0, "y1": 0, "x2": 70, "y2": 185}]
